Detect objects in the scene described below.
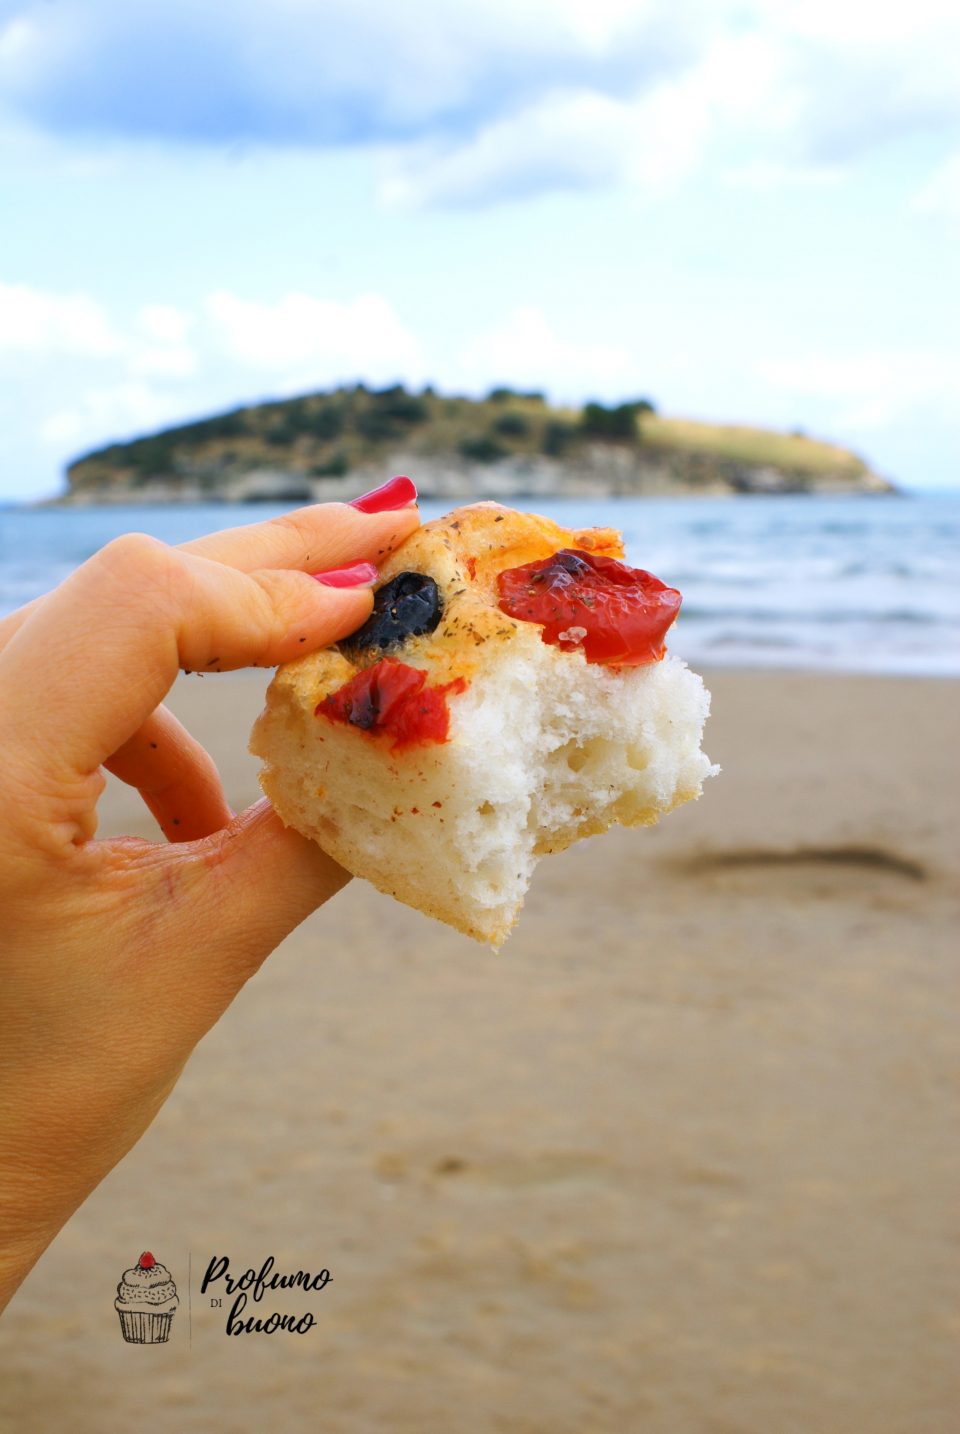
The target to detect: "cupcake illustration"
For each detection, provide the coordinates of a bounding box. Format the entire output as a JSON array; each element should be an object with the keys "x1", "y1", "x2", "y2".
[{"x1": 114, "y1": 1251, "x2": 179, "y2": 1344}]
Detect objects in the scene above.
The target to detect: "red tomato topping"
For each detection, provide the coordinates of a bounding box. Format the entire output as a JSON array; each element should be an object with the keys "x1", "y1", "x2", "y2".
[
  {"x1": 496, "y1": 548, "x2": 681, "y2": 666},
  {"x1": 316, "y1": 659, "x2": 468, "y2": 750}
]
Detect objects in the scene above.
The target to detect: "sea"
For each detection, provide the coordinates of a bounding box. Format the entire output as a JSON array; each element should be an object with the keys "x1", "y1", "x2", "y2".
[{"x1": 1, "y1": 494, "x2": 957, "y2": 677}]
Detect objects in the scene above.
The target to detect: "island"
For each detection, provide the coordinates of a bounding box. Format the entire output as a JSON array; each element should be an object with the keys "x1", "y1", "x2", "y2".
[{"x1": 62, "y1": 384, "x2": 894, "y2": 503}]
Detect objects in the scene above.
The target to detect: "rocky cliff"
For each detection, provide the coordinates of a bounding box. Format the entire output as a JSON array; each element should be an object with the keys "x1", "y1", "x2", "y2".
[{"x1": 63, "y1": 385, "x2": 894, "y2": 503}]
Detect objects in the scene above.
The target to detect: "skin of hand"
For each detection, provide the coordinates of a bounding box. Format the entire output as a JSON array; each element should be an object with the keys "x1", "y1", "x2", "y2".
[{"x1": 0, "y1": 496, "x2": 419, "y2": 1313}]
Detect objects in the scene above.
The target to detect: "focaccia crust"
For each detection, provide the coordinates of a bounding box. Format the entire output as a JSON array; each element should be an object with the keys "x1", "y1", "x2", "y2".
[
  {"x1": 269, "y1": 502, "x2": 623, "y2": 706},
  {"x1": 251, "y1": 501, "x2": 714, "y2": 945}
]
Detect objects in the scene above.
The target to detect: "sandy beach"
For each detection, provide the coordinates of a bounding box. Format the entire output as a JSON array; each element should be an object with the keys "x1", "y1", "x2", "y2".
[{"x1": 1, "y1": 667, "x2": 957, "y2": 1434}]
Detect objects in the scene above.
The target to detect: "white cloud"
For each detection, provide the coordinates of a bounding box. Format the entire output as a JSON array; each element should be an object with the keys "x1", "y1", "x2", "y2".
[
  {"x1": 758, "y1": 348, "x2": 960, "y2": 430},
  {"x1": 721, "y1": 160, "x2": 843, "y2": 190},
  {"x1": 378, "y1": 4, "x2": 960, "y2": 204},
  {"x1": 126, "y1": 304, "x2": 198, "y2": 376},
  {"x1": 759, "y1": 1, "x2": 960, "y2": 167},
  {"x1": 18, "y1": 283, "x2": 429, "y2": 470},
  {"x1": 40, "y1": 380, "x2": 188, "y2": 449},
  {"x1": 129, "y1": 344, "x2": 198, "y2": 378},
  {"x1": 139, "y1": 303, "x2": 192, "y2": 344},
  {"x1": 3, "y1": 0, "x2": 957, "y2": 207},
  {"x1": 24, "y1": 288, "x2": 656, "y2": 470},
  {"x1": 460, "y1": 306, "x2": 640, "y2": 398},
  {"x1": 205, "y1": 289, "x2": 425, "y2": 386},
  {"x1": 0, "y1": 15, "x2": 35, "y2": 66},
  {"x1": 382, "y1": 31, "x2": 787, "y2": 207},
  {"x1": 0, "y1": 284, "x2": 201, "y2": 381},
  {"x1": 912, "y1": 152, "x2": 960, "y2": 222},
  {"x1": 0, "y1": 0, "x2": 703, "y2": 150},
  {"x1": 0, "y1": 281, "x2": 122, "y2": 356},
  {"x1": 762, "y1": 0, "x2": 960, "y2": 49},
  {"x1": 381, "y1": 92, "x2": 626, "y2": 208},
  {"x1": 384, "y1": 82, "x2": 699, "y2": 210}
]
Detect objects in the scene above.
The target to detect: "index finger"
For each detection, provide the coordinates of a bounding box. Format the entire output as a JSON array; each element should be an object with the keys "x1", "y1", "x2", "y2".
[
  {"x1": 0, "y1": 484, "x2": 418, "y2": 655},
  {"x1": 179, "y1": 480, "x2": 418, "y2": 572},
  {"x1": 0, "y1": 522, "x2": 415, "y2": 848}
]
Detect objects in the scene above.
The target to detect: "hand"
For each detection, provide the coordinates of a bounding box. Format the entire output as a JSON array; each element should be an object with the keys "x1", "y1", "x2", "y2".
[{"x1": 0, "y1": 485, "x2": 419, "y2": 1312}]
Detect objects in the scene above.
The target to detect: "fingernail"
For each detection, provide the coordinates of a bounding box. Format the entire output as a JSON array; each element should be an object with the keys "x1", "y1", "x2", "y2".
[
  {"x1": 311, "y1": 561, "x2": 379, "y2": 588},
  {"x1": 349, "y1": 475, "x2": 418, "y2": 513}
]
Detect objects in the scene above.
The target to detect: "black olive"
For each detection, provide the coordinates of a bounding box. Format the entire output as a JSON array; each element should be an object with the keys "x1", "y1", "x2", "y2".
[{"x1": 344, "y1": 571, "x2": 443, "y2": 655}]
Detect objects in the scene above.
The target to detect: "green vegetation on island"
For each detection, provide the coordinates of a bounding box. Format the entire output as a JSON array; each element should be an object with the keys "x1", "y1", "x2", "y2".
[{"x1": 63, "y1": 383, "x2": 893, "y2": 503}]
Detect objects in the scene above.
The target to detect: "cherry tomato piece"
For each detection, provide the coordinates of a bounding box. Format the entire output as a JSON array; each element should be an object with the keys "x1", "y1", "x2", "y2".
[
  {"x1": 496, "y1": 548, "x2": 681, "y2": 666},
  {"x1": 316, "y1": 659, "x2": 467, "y2": 750}
]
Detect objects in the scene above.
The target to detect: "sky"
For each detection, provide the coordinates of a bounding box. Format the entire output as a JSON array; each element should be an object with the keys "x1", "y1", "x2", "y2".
[{"x1": 0, "y1": 0, "x2": 958, "y2": 500}]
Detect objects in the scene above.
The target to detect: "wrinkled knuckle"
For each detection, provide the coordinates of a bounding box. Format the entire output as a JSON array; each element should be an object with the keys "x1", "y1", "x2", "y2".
[
  {"x1": 250, "y1": 566, "x2": 293, "y2": 620},
  {"x1": 97, "y1": 532, "x2": 172, "y2": 583},
  {"x1": 271, "y1": 510, "x2": 330, "y2": 552},
  {"x1": 249, "y1": 566, "x2": 283, "y2": 599},
  {"x1": 96, "y1": 534, "x2": 182, "y2": 612},
  {"x1": 245, "y1": 569, "x2": 292, "y2": 653}
]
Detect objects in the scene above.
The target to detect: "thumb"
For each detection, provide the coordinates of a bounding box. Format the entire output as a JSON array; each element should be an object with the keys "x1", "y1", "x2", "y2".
[{"x1": 178, "y1": 799, "x2": 350, "y2": 1002}]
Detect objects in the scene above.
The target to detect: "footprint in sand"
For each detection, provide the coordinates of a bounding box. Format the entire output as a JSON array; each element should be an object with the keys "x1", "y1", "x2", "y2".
[
  {"x1": 375, "y1": 1150, "x2": 615, "y2": 1191},
  {"x1": 671, "y1": 843, "x2": 928, "y2": 903}
]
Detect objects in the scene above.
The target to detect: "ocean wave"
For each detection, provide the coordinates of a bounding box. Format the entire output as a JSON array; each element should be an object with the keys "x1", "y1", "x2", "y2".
[
  {"x1": 678, "y1": 606, "x2": 955, "y2": 626},
  {"x1": 3, "y1": 494, "x2": 959, "y2": 676}
]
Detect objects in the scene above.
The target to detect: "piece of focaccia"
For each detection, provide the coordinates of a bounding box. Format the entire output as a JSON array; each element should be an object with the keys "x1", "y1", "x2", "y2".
[{"x1": 250, "y1": 502, "x2": 716, "y2": 946}]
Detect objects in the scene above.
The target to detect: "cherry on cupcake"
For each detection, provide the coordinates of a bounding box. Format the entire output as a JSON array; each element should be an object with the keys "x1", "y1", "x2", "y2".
[{"x1": 138, "y1": 1251, "x2": 156, "y2": 1270}]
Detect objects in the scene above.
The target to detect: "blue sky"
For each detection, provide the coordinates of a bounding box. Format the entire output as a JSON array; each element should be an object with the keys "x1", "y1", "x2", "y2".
[{"x1": 1, "y1": 0, "x2": 958, "y2": 500}]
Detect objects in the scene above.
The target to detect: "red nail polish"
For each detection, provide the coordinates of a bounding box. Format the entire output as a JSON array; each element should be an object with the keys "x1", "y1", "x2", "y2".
[
  {"x1": 311, "y1": 561, "x2": 379, "y2": 588},
  {"x1": 349, "y1": 475, "x2": 418, "y2": 513}
]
